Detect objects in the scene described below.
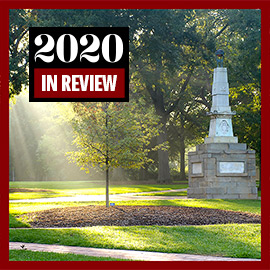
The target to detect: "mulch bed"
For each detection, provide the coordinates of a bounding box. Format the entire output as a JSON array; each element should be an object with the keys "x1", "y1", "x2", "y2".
[{"x1": 20, "y1": 205, "x2": 261, "y2": 228}]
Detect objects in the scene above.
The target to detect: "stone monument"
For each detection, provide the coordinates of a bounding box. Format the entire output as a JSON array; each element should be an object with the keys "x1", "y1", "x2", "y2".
[{"x1": 187, "y1": 50, "x2": 257, "y2": 199}]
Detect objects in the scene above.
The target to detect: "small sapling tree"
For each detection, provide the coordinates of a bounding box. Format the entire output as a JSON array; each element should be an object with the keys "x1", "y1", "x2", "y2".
[{"x1": 63, "y1": 101, "x2": 163, "y2": 207}]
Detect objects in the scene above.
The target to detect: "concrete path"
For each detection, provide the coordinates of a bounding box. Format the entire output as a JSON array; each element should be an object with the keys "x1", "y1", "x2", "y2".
[
  {"x1": 9, "y1": 242, "x2": 260, "y2": 261},
  {"x1": 9, "y1": 189, "x2": 188, "y2": 203}
]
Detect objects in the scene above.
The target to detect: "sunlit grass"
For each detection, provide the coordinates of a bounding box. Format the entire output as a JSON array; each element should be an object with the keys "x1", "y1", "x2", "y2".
[
  {"x1": 9, "y1": 192, "x2": 64, "y2": 200},
  {"x1": 10, "y1": 181, "x2": 103, "y2": 190},
  {"x1": 9, "y1": 182, "x2": 188, "y2": 200},
  {"x1": 9, "y1": 224, "x2": 261, "y2": 259},
  {"x1": 9, "y1": 199, "x2": 261, "y2": 216},
  {"x1": 9, "y1": 249, "x2": 133, "y2": 261},
  {"x1": 9, "y1": 214, "x2": 31, "y2": 228},
  {"x1": 9, "y1": 199, "x2": 261, "y2": 228},
  {"x1": 10, "y1": 181, "x2": 187, "y2": 190},
  {"x1": 136, "y1": 191, "x2": 187, "y2": 197},
  {"x1": 10, "y1": 201, "x2": 92, "y2": 216}
]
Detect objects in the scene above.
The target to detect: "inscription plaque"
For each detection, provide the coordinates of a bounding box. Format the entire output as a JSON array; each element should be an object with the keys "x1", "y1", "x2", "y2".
[
  {"x1": 219, "y1": 162, "x2": 244, "y2": 173},
  {"x1": 192, "y1": 163, "x2": 202, "y2": 174}
]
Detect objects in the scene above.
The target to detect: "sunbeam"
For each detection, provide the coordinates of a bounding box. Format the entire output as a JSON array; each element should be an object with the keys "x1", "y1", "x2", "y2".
[{"x1": 9, "y1": 91, "x2": 104, "y2": 182}]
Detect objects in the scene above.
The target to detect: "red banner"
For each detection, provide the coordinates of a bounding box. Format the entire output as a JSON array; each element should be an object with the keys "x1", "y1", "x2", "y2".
[{"x1": 34, "y1": 68, "x2": 126, "y2": 99}]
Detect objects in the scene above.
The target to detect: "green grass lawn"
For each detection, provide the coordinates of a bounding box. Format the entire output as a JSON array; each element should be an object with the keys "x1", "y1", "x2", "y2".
[
  {"x1": 10, "y1": 199, "x2": 261, "y2": 216},
  {"x1": 9, "y1": 224, "x2": 261, "y2": 259},
  {"x1": 9, "y1": 199, "x2": 261, "y2": 228},
  {"x1": 9, "y1": 181, "x2": 104, "y2": 189},
  {"x1": 9, "y1": 249, "x2": 132, "y2": 261},
  {"x1": 9, "y1": 181, "x2": 188, "y2": 200},
  {"x1": 9, "y1": 182, "x2": 261, "y2": 260},
  {"x1": 9, "y1": 191, "x2": 65, "y2": 200},
  {"x1": 136, "y1": 191, "x2": 187, "y2": 196}
]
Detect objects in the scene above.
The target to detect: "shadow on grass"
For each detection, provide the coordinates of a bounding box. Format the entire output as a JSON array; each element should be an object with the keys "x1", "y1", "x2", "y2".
[
  {"x1": 9, "y1": 224, "x2": 261, "y2": 259},
  {"x1": 9, "y1": 249, "x2": 131, "y2": 261},
  {"x1": 9, "y1": 214, "x2": 31, "y2": 228}
]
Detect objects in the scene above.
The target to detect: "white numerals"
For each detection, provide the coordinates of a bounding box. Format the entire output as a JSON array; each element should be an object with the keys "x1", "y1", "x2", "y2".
[
  {"x1": 34, "y1": 33, "x2": 124, "y2": 63},
  {"x1": 34, "y1": 34, "x2": 55, "y2": 63},
  {"x1": 80, "y1": 34, "x2": 100, "y2": 63}
]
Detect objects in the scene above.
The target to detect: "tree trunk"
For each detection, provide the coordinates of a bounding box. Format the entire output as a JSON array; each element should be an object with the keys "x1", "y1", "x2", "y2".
[
  {"x1": 147, "y1": 84, "x2": 171, "y2": 184},
  {"x1": 179, "y1": 136, "x2": 186, "y2": 181},
  {"x1": 106, "y1": 166, "x2": 109, "y2": 207},
  {"x1": 139, "y1": 167, "x2": 148, "y2": 180},
  {"x1": 105, "y1": 102, "x2": 110, "y2": 207},
  {"x1": 157, "y1": 115, "x2": 171, "y2": 184},
  {"x1": 258, "y1": 156, "x2": 261, "y2": 191}
]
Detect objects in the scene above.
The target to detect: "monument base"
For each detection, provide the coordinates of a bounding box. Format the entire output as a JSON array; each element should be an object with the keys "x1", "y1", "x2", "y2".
[
  {"x1": 204, "y1": 136, "x2": 238, "y2": 144},
  {"x1": 187, "y1": 143, "x2": 257, "y2": 199}
]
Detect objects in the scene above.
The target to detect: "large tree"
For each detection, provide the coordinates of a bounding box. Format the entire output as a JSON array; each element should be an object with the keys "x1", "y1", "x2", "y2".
[
  {"x1": 129, "y1": 9, "x2": 216, "y2": 182},
  {"x1": 9, "y1": 10, "x2": 37, "y2": 98},
  {"x1": 9, "y1": 9, "x2": 261, "y2": 184}
]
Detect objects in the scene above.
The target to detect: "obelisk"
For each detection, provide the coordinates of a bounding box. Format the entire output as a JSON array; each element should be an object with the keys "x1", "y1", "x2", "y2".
[
  {"x1": 187, "y1": 50, "x2": 257, "y2": 199},
  {"x1": 205, "y1": 50, "x2": 238, "y2": 143}
]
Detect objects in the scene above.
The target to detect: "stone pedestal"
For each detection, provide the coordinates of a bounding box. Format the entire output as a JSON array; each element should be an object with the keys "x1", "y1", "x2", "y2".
[
  {"x1": 187, "y1": 143, "x2": 257, "y2": 199},
  {"x1": 187, "y1": 64, "x2": 257, "y2": 199}
]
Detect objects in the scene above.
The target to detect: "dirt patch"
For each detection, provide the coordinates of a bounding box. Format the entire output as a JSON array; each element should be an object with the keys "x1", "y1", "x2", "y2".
[
  {"x1": 20, "y1": 205, "x2": 261, "y2": 228},
  {"x1": 9, "y1": 188, "x2": 53, "y2": 193}
]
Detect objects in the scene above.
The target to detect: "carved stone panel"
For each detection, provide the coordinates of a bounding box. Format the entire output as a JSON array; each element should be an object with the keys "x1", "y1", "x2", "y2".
[
  {"x1": 192, "y1": 162, "x2": 202, "y2": 174},
  {"x1": 219, "y1": 161, "x2": 245, "y2": 174}
]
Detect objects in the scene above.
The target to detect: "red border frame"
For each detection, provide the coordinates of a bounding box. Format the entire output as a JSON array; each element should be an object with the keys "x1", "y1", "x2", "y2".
[{"x1": 1, "y1": 1, "x2": 269, "y2": 270}]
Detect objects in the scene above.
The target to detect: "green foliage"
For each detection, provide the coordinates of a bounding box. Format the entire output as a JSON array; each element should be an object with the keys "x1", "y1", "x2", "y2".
[
  {"x1": 64, "y1": 102, "x2": 162, "y2": 172},
  {"x1": 10, "y1": 224, "x2": 261, "y2": 258},
  {"x1": 9, "y1": 9, "x2": 261, "y2": 183},
  {"x1": 9, "y1": 10, "x2": 36, "y2": 98},
  {"x1": 231, "y1": 84, "x2": 261, "y2": 163}
]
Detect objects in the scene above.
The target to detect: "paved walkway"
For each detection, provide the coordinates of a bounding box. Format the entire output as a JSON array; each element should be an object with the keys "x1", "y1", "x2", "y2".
[
  {"x1": 9, "y1": 189, "x2": 188, "y2": 203},
  {"x1": 9, "y1": 242, "x2": 260, "y2": 261}
]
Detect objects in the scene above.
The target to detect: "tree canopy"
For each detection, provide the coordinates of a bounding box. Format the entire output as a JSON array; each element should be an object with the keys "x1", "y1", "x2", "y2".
[
  {"x1": 9, "y1": 9, "x2": 261, "y2": 184},
  {"x1": 60, "y1": 101, "x2": 162, "y2": 206}
]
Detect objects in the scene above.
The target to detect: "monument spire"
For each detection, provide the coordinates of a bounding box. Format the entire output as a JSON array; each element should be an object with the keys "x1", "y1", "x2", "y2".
[
  {"x1": 204, "y1": 50, "x2": 238, "y2": 143},
  {"x1": 187, "y1": 50, "x2": 257, "y2": 199}
]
